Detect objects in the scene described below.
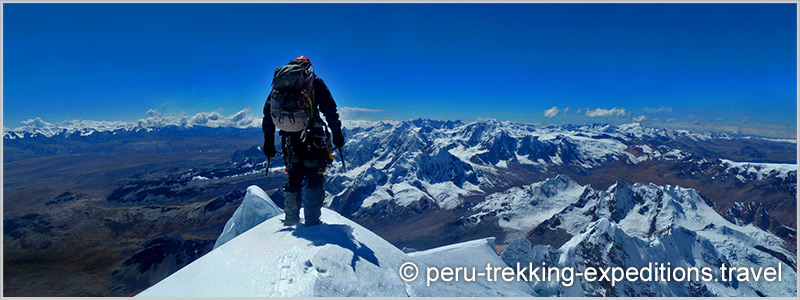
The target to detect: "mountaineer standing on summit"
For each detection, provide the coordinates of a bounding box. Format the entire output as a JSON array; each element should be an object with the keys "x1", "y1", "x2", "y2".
[{"x1": 262, "y1": 56, "x2": 345, "y2": 226}]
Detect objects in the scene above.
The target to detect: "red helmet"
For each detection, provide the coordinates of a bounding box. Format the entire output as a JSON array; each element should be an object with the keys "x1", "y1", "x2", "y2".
[{"x1": 293, "y1": 56, "x2": 311, "y2": 64}]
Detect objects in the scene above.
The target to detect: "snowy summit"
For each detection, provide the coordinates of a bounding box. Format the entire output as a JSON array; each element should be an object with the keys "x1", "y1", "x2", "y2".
[{"x1": 137, "y1": 186, "x2": 535, "y2": 297}]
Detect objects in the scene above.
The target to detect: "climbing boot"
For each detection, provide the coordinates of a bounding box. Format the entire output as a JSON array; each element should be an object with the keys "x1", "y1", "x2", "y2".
[
  {"x1": 283, "y1": 190, "x2": 301, "y2": 226},
  {"x1": 303, "y1": 188, "x2": 325, "y2": 226}
]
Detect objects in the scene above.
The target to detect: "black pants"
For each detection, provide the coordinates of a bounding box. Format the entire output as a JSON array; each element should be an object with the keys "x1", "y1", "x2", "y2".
[
  {"x1": 285, "y1": 158, "x2": 324, "y2": 192},
  {"x1": 282, "y1": 133, "x2": 328, "y2": 192},
  {"x1": 282, "y1": 134, "x2": 328, "y2": 225}
]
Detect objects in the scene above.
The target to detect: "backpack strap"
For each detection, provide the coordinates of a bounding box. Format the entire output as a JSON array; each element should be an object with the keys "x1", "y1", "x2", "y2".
[
  {"x1": 299, "y1": 79, "x2": 318, "y2": 143},
  {"x1": 297, "y1": 93, "x2": 310, "y2": 142}
]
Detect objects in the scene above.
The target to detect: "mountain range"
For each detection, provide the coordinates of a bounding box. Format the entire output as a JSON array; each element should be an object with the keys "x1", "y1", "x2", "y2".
[{"x1": 3, "y1": 117, "x2": 796, "y2": 296}]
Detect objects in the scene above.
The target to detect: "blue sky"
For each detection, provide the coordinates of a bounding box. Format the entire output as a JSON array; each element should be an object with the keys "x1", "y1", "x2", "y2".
[{"x1": 3, "y1": 3, "x2": 797, "y2": 136}]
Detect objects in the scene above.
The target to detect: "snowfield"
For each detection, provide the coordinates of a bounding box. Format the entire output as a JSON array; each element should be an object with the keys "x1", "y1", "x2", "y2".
[{"x1": 137, "y1": 186, "x2": 536, "y2": 297}]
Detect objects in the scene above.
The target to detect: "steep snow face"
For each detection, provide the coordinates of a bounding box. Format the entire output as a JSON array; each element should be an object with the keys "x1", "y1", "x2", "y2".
[
  {"x1": 497, "y1": 177, "x2": 797, "y2": 297},
  {"x1": 213, "y1": 186, "x2": 283, "y2": 249},
  {"x1": 138, "y1": 189, "x2": 536, "y2": 297}
]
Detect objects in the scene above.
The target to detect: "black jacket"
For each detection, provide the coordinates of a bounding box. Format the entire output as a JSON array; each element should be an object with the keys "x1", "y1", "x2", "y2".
[{"x1": 262, "y1": 75, "x2": 342, "y2": 139}]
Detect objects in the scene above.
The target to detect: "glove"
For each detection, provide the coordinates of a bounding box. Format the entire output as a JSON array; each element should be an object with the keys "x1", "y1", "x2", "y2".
[
  {"x1": 263, "y1": 136, "x2": 276, "y2": 158},
  {"x1": 332, "y1": 130, "x2": 345, "y2": 149}
]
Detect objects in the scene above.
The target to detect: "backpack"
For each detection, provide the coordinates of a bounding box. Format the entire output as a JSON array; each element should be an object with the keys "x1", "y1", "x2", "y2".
[{"x1": 269, "y1": 61, "x2": 315, "y2": 132}]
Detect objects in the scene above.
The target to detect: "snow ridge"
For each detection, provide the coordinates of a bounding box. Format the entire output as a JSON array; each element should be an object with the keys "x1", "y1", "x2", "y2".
[
  {"x1": 138, "y1": 185, "x2": 536, "y2": 297},
  {"x1": 213, "y1": 185, "x2": 283, "y2": 249}
]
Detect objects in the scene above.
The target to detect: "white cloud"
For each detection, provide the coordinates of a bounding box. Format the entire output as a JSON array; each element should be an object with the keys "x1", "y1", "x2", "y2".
[
  {"x1": 136, "y1": 108, "x2": 261, "y2": 129},
  {"x1": 633, "y1": 115, "x2": 647, "y2": 122},
  {"x1": 667, "y1": 118, "x2": 676, "y2": 123},
  {"x1": 338, "y1": 106, "x2": 385, "y2": 119},
  {"x1": 339, "y1": 107, "x2": 384, "y2": 113},
  {"x1": 585, "y1": 107, "x2": 628, "y2": 118},
  {"x1": 643, "y1": 106, "x2": 674, "y2": 114},
  {"x1": 543, "y1": 106, "x2": 560, "y2": 118},
  {"x1": 19, "y1": 117, "x2": 53, "y2": 128}
]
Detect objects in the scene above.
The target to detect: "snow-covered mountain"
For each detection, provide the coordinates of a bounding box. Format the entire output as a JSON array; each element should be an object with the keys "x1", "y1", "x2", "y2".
[
  {"x1": 62, "y1": 117, "x2": 792, "y2": 247},
  {"x1": 137, "y1": 186, "x2": 535, "y2": 297},
  {"x1": 325, "y1": 119, "x2": 794, "y2": 209},
  {"x1": 494, "y1": 177, "x2": 796, "y2": 297},
  {"x1": 6, "y1": 116, "x2": 796, "y2": 296},
  {"x1": 3, "y1": 109, "x2": 263, "y2": 139},
  {"x1": 2, "y1": 111, "x2": 393, "y2": 140},
  {"x1": 308, "y1": 119, "x2": 795, "y2": 249},
  {"x1": 140, "y1": 177, "x2": 795, "y2": 297}
]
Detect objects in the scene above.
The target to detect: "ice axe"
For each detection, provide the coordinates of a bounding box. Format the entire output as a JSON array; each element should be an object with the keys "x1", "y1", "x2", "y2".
[
  {"x1": 265, "y1": 156, "x2": 271, "y2": 177},
  {"x1": 264, "y1": 150, "x2": 283, "y2": 177},
  {"x1": 336, "y1": 147, "x2": 347, "y2": 171}
]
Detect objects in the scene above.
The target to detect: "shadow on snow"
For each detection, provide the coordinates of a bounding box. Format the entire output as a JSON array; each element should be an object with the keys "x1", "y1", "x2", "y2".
[{"x1": 278, "y1": 223, "x2": 380, "y2": 271}]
